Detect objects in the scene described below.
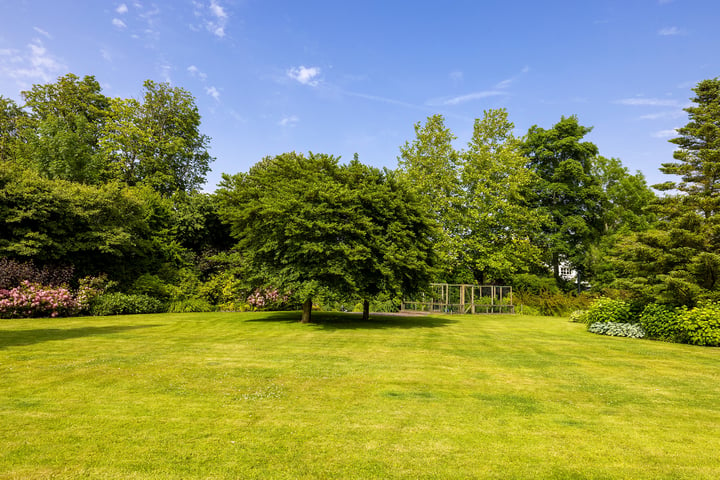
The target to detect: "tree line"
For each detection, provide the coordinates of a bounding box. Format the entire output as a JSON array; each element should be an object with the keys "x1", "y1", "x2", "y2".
[{"x1": 1, "y1": 73, "x2": 719, "y2": 319}]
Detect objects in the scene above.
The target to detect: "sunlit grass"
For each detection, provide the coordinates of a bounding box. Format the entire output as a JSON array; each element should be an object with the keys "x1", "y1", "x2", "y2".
[{"x1": 1, "y1": 311, "x2": 719, "y2": 479}]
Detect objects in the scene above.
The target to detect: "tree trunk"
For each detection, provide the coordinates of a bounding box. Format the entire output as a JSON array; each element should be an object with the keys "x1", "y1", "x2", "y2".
[
  {"x1": 301, "y1": 298, "x2": 312, "y2": 323},
  {"x1": 362, "y1": 299, "x2": 370, "y2": 321}
]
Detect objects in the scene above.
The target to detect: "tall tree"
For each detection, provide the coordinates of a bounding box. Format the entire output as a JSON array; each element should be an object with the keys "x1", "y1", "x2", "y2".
[
  {"x1": 460, "y1": 109, "x2": 547, "y2": 284},
  {"x1": 397, "y1": 114, "x2": 462, "y2": 279},
  {"x1": 521, "y1": 115, "x2": 605, "y2": 288},
  {"x1": 612, "y1": 78, "x2": 720, "y2": 305},
  {"x1": 217, "y1": 152, "x2": 436, "y2": 323},
  {"x1": 18, "y1": 74, "x2": 111, "y2": 183},
  {"x1": 101, "y1": 80, "x2": 212, "y2": 195},
  {"x1": 0, "y1": 96, "x2": 27, "y2": 162}
]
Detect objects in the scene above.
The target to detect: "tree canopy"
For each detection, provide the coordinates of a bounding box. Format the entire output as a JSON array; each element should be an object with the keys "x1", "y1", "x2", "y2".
[{"x1": 217, "y1": 152, "x2": 437, "y2": 322}]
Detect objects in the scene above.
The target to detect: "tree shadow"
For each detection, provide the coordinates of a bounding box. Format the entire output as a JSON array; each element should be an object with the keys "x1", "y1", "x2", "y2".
[
  {"x1": 0, "y1": 324, "x2": 163, "y2": 350},
  {"x1": 245, "y1": 311, "x2": 457, "y2": 330}
]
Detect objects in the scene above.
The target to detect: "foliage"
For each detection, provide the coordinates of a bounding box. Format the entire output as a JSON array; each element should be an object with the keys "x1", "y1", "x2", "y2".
[
  {"x1": 514, "y1": 290, "x2": 594, "y2": 316},
  {"x1": 638, "y1": 303, "x2": 682, "y2": 341},
  {"x1": 610, "y1": 78, "x2": 720, "y2": 306},
  {"x1": 0, "y1": 258, "x2": 73, "y2": 290},
  {"x1": 521, "y1": 116, "x2": 605, "y2": 287},
  {"x1": 397, "y1": 111, "x2": 547, "y2": 284},
  {"x1": 246, "y1": 287, "x2": 290, "y2": 310},
  {"x1": 588, "y1": 321, "x2": 646, "y2": 339},
  {"x1": 16, "y1": 74, "x2": 110, "y2": 184},
  {"x1": 676, "y1": 302, "x2": 720, "y2": 346},
  {"x1": 90, "y1": 293, "x2": 165, "y2": 316},
  {"x1": 585, "y1": 297, "x2": 633, "y2": 324},
  {"x1": 217, "y1": 152, "x2": 437, "y2": 322},
  {"x1": 0, "y1": 281, "x2": 79, "y2": 318},
  {"x1": 569, "y1": 310, "x2": 588, "y2": 323},
  {"x1": 166, "y1": 298, "x2": 216, "y2": 313},
  {"x1": 100, "y1": 80, "x2": 213, "y2": 195},
  {"x1": 0, "y1": 164, "x2": 181, "y2": 284}
]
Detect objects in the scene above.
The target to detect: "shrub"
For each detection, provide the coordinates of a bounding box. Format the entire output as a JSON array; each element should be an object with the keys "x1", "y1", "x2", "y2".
[
  {"x1": 0, "y1": 258, "x2": 74, "y2": 290},
  {"x1": 588, "y1": 322, "x2": 646, "y2": 339},
  {"x1": 0, "y1": 281, "x2": 79, "y2": 318},
  {"x1": 676, "y1": 303, "x2": 720, "y2": 346},
  {"x1": 639, "y1": 303, "x2": 682, "y2": 341},
  {"x1": 514, "y1": 290, "x2": 594, "y2": 316},
  {"x1": 90, "y1": 293, "x2": 165, "y2": 316},
  {"x1": 569, "y1": 310, "x2": 588, "y2": 323},
  {"x1": 585, "y1": 297, "x2": 632, "y2": 324},
  {"x1": 167, "y1": 298, "x2": 216, "y2": 313}
]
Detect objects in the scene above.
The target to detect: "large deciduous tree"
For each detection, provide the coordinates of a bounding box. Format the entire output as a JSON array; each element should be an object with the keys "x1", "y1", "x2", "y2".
[
  {"x1": 216, "y1": 152, "x2": 436, "y2": 323},
  {"x1": 460, "y1": 109, "x2": 548, "y2": 284},
  {"x1": 17, "y1": 74, "x2": 111, "y2": 184},
  {"x1": 101, "y1": 80, "x2": 213, "y2": 195}
]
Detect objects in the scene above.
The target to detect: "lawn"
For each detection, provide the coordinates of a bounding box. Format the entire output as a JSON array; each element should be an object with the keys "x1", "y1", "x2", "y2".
[{"x1": 1, "y1": 311, "x2": 719, "y2": 479}]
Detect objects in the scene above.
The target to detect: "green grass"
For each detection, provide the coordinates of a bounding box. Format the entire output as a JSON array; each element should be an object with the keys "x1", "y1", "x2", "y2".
[{"x1": 1, "y1": 311, "x2": 720, "y2": 479}]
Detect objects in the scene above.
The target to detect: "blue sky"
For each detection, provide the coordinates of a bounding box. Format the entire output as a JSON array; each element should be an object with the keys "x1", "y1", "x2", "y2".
[{"x1": 1, "y1": 0, "x2": 718, "y2": 190}]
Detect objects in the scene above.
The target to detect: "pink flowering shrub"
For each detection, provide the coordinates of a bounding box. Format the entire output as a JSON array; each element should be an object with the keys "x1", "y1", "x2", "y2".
[
  {"x1": 246, "y1": 287, "x2": 290, "y2": 311},
  {"x1": 0, "y1": 281, "x2": 80, "y2": 318}
]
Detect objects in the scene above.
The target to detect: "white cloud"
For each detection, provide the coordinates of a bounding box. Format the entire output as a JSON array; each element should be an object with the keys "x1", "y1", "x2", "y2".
[
  {"x1": 615, "y1": 97, "x2": 680, "y2": 107},
  {"x1": 494, "y1": 66, "x2": 530, "y2": 90},
  {"x1": 205, "y1": 85, "x2": 220, "y2": 100},
  {"x1": 639, "y1": 110, "x2": 686, "y2": 120},
  {"x1": 449, "y1": 70, "x2": 463, "y2": 83},
  {"x1": 658, "y1": 26, "x2": 682, "y2": 36},
  {"x1": 278, "y1": 115, "x2": 299, "y2": 127},
  {"x1": 187, "y1": 64, "x2": 207, "y2": 80},
  {"x1": 0, "y1": 39, "x2": 66, "y2": 85},
  {"x1": 427, "y1": 90, "x2": 505, "y2": 106},
  {"x1": 112, "y1": 18, "x2": 127, "y2": 29},
  {"x1": 287, "y1": 66, "x2": 321, "y2": 86},
  {"x1": 652, "y1": 128, "x2": 678, "y2": 138},
  {"x1": 198, "y1": 0, "x2": 229, "y2": 38},
  {"x1": 100, "y1": 48, "x2": 112, "y2": 62},
  {"x1": 33, "y1": 27, "x2": 51, "y2": 39},
  {"x1": 116, "y1": 3, "x2": 129, "y2": 14}
]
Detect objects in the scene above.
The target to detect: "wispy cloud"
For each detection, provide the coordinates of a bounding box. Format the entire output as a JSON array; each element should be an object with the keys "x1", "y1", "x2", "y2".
[
  {"x1": 287, "y1": 66, "x2": 322, "y2": 87},
  {"x1": 639, "y1": 110, "x2": 686, "y2": 120},
  {"x1": 427, "y1": 66, "x2": 528, "y2": 106},
  {"x1": 33, "y1": 27, "x2": 51, "y2": 39},
  {"x1": 187, "y1": 64, "x2": 208, "y2": 80},
  {"x1": 658, "y1": 26, "x2": 683, "y2": 36},
  {"x1": 116, "y1": 3, "x2": 129, "y2": 14},
  {"x1": 427, "y1": 90, "x2": 506, "y2": 107},
  {"x1": 278, "y1": 115, "x2": 299, "y2": 127},
  {"x1": 112, "y1": 18, "x2": 127, "y2": 29},
  {"x1": 0, "y1": 39, "x2": 66, "y2": 85},
  {"x1": 615, "y1": 97, "x2": 681, "y2": 107},
  {"x1": 342, "y1": 90, "x2": 423, "y2": 110},
  {"x1": 652, "y1": 128, "x2": 678, "y2": 138},
  {"x1": 205, "y1": 85, "x2": 220, "y2": 100},
  {"x1": 193, "y1": 0, "x2": 229, "y2": 38},
  {"x1": 494, "y1": 66, "x2": 530, "y2": 90}
]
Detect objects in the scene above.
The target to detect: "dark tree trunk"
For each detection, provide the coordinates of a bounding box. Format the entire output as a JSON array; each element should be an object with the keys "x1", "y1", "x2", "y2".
[
  {"x1": 362, "y1": 299, "x2": 370, "y2": 321},
  {"x1": 301, "y1": 298, "x2": 312, "y2": 323}
]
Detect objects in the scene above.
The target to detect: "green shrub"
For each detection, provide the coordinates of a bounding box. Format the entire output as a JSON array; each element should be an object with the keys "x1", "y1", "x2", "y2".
[
  {"x1": 167, "y1": 298, "x2": 216, "y2": 313},
  {"x1": 677, "y1": 303, "x2": 720, "y2": 346},
  {"x1": 514, "y1": 291, "x2": 594, "y2": 316},
  {"x1": 585, "y1": 298, "x2": 632, "y2": 324},
  {"x1": 588, "y1": 322, "x2": 646, "y2": 339},
  {"x1": 639, "y1": 303, "x2": 682, "y2": 341},
  {"x1": 569, "y1": 310, "x2": 588, "y2": 323},
  {"x1": 90, "y1": 293, "x2": 165, "y2": 316},
  {"x1": 131, "y1": 274, "x2": 172, "y2": 301}
]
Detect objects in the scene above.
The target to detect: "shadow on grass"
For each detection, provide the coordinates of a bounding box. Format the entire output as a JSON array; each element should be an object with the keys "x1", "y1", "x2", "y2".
[
  {"x1": 245, "y1": 311, "x2": 457, "y2": 330},
  {"x1": 0, "y1": 324, "x2": 163, "y2": 349}
]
